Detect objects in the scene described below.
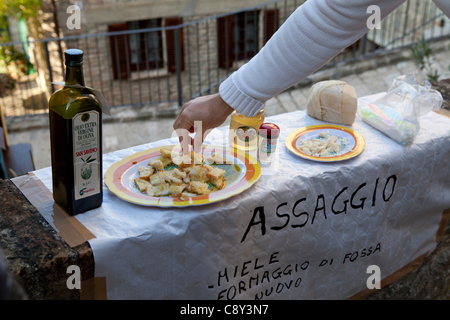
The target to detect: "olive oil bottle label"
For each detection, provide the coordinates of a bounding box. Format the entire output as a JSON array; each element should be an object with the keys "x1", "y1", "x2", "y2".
[{"x1": 73, "y1": 111, "x2": 101, "y2": 200}]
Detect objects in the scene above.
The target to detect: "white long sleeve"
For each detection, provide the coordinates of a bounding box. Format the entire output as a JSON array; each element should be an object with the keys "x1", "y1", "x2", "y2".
[
  {"x1": 219, "y1": 0, "x2": 450, "y2": 117},
  {"x1": 433, "y1": 0, "x2": 450, "y2": 18}
]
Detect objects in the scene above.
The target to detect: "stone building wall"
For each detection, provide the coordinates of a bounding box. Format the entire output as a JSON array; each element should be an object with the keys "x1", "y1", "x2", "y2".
[
  {"x1": 4, "y1": 0, "x2": 448, "y2": 116},
  {"x1": 44, "y1": 0, "x2": 298, "y2": 108}
]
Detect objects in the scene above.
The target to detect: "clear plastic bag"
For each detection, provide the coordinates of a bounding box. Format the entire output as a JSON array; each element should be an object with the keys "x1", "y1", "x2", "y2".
[{"x1": 358, "y1": 73, "x2": 443, "y2": 146}]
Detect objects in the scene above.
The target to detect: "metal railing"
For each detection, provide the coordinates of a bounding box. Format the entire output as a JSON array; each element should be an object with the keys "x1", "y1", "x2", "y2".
[{"x1": 0, "y1": 0, "x2": 449, "y2": 118}]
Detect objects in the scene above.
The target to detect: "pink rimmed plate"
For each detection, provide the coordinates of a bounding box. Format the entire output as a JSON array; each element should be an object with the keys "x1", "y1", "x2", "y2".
[{"x1": 104, "y1": 145, "x2": 261, "y2": 207}]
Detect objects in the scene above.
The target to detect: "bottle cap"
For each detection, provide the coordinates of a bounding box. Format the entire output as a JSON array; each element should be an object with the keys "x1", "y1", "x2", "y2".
[
  {"x1": 65, "y1": 49, "x2": 83, "y2": 66},
  {"x1": 259, "y1": 123, "x2": 280, "y2": 138}
]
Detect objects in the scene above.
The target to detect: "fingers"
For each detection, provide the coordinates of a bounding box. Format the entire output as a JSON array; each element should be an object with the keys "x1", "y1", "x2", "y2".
[
  {"x1": 193, "y1": 127, "x2": 215, "y2": 153},
  {"x1": 174, "y1": 102, "x2": 199, "y2": 155},
  {"x1": 192, "y1": 125, "x2": 203, "y2": 153},
  {"x1": 173, "y1": 100, "x2": 191, "y2": 132},
  {"x1": 173, "y1": 94, "x2": 233, "y2": 154},
  {"x1": 174, "y1": 124, "x2": 193, "y2": 155},
  {"x1": 173, "y1": 110, "x2": 191, "y2": 155},
  {"x1": 179, "y1": 133, "x2": 192, "y2": 155}
]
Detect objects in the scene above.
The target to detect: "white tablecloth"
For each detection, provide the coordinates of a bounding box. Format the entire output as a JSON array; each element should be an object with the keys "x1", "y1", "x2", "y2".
[{"x1": 31, "y1": 101, "x2": 450, "y2": 300}]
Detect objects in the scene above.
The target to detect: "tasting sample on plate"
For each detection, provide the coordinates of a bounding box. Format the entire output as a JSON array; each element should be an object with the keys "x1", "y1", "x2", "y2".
[
  {"x1": 286, "y1": 125, "x2": 365, "y2": 162},
  {"x1": 104, "y1": 145, "x2": 262, "y2": 207}
]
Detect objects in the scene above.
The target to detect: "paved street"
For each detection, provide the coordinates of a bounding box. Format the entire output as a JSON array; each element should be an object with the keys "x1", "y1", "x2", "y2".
[{"x1": 7, "y1": 40, "x2": 450, "y2": 171}]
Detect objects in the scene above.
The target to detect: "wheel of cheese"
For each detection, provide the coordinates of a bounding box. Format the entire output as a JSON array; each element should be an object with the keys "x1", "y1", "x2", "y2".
[{"x1": 306, "y1": 80, "x2": 357, "y2": 125}]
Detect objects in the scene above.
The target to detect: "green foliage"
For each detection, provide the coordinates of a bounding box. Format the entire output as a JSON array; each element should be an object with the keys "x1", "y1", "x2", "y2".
[
  {"x1": 410, "y1": 37, "x2": 441, "y2": 82},
  {"x1": 0, "y1": 27, "x2": 30, "y2": 77},
  {"x1": 0, "y1": 0, "x2": 43, "y2": 29},
  {"x1": 0, "y1": 45, "x2": 29, "y2": 77},
  {"x1": 0, "y1": 0, "x2": 39, "y2": 78}
]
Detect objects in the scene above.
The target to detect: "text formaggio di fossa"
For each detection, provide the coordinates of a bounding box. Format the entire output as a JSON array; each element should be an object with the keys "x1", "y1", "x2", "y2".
[{"x1": 212, "y1": 173, "x2": 396, "y2": 300}]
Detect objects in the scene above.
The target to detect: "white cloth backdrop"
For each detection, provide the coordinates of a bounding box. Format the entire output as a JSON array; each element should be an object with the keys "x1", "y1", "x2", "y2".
[{"x1": 33, "y1": 96, "x2": 450, "y2": 300}]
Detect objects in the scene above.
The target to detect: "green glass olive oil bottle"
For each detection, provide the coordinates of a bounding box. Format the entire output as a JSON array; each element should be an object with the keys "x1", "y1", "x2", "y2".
[{"x1": 49, "y1": 49, "x2": 103, "y2": 215}]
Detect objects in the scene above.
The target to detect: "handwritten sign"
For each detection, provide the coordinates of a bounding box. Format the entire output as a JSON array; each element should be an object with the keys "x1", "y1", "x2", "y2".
[
  {"x1": 207, "y1": 173, "x2": 395, "y2": 300},
  {"x1": 30, "y1": 108, "x2": 450, "y2": 300},
  {"x1": 241, "y1": 175, "x2": 396, "y2": 243},
  {"x1": 212, "y1": 243, "x2": 381, "y2": 300}
]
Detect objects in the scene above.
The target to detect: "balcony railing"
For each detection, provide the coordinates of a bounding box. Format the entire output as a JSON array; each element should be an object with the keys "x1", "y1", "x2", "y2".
[{"x1": 0, "y1": 0, "x2": 449, "y2": 118}]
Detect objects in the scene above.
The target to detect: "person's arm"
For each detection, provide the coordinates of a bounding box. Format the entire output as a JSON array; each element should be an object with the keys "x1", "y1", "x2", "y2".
[
  {"x1": 433, "y1": 0, "x2": 450, "y2": 18},
  {"x1": 220, "y1": 0, "x2": 409, "y2": 117},
  {"x1": 174, "y1": 0, "x2": 424, "y2": 150}
]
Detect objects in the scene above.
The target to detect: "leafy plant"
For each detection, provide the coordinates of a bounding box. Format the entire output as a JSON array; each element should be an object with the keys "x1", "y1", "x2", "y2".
[
  {"x1": 0, "y1": 0, "x2": 43, "y2": 29},
  {"x1": 0, "y1": 45, "x2": 29, "y2": 78},
  {"x1": 0, "y1": 0, "x2": 42, "y2": 78},
  {"x1": 410, "y1": 36, "x2": 440, "y2": 82}
]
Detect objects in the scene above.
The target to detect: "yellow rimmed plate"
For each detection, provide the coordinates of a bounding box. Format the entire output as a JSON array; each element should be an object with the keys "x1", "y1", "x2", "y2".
[
  {"x1": 104, "y1": 145, "x2": 261, "y2": 207},
  {"x1": 286, "y1": 125, "x2": 365, "y2": 162}
]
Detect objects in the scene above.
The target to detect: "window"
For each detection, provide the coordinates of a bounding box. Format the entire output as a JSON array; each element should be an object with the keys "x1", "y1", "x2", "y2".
[
  {"x1": 128, "y1": 19, "x2": 164, "y2": 72},
  {"x1": 264, "y1": 9, "x2": 279, "y2": 43},
  {"x1": 234, "y1": 11, "x2": 259, "y2": 61},
  {"x1": 217, "y1": 9, "x2": 279, "y2": 69},
  {"x1": 108, "y1": 18, "x2": 184, "y2": 80}
]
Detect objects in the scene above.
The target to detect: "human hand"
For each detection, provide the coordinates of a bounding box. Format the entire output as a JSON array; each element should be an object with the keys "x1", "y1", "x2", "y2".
[{"x1": 173, "y1": 93, "x2": 234, "y2": 154}]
